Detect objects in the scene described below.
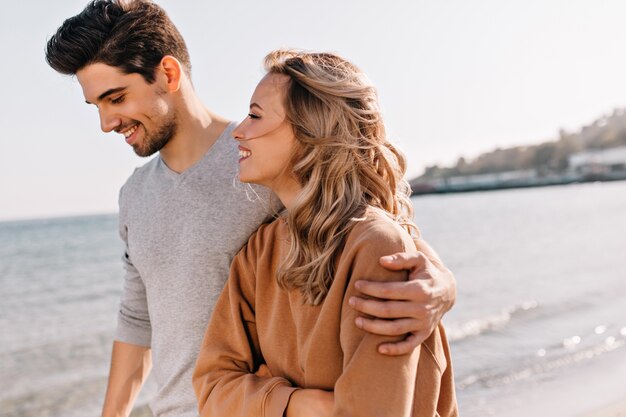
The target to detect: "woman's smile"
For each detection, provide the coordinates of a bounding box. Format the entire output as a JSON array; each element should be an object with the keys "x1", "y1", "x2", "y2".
[{"x1": 238, "y1": 145, "x2": 251, "y2": 162}]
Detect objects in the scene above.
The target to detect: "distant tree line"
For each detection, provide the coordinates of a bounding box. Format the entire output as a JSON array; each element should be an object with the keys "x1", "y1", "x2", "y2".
[{"x1": 418, "y1": 108, "x2": 626, "y2": 179}]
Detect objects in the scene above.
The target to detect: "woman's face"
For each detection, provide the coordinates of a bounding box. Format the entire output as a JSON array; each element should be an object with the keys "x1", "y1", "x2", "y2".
[{"x1": 233, "y1": 73, "x2": 300, "y2": 198}]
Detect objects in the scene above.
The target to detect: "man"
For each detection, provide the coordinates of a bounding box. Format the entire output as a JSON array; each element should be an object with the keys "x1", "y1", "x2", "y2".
[{"x1": 45, "y1": 1, "x2": 456, "y2": 416}]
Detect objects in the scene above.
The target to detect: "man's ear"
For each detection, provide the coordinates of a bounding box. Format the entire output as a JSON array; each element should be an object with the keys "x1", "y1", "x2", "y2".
[{"x1": 157, "y1": 55, "x2": 183, "y2": 92}]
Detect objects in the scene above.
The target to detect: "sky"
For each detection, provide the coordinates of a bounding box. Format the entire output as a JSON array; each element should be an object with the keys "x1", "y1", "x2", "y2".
[{"x1": 2, "y1": 0, "x2": 626, "y2": 221}]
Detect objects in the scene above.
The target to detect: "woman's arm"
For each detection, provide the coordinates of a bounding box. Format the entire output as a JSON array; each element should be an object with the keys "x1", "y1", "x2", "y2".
[
  {"x1": 192, "y1": 251, "x2": 297, "y2": 417},
  {"x1": 349, "y1": 237, "x2": 456, "y2": 355},
  {"x1": 335, "y1": 225, "x2": 423, "y2": 417},
  {"x1": 285, "y1": 389, "x2": 334, "y2": 417}
]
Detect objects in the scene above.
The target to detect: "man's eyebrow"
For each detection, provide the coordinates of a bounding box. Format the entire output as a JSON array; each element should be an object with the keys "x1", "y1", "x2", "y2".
[{"x1": 85, "y1": 87, "x2": 127, "y2": 104}]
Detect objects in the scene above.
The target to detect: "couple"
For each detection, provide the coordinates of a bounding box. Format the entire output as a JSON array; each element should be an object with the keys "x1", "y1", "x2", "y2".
[{"x1": 46, "y1": 1, "x2": 458, "y2": 416}]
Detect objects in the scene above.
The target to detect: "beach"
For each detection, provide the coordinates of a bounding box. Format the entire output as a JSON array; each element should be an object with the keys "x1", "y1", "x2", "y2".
[
  {"x1": 581, "y1": 399, "x2": 626, "y2": 417},
  {"x1": 1, "y1": 181, "x2": 625, "y2": 417}
]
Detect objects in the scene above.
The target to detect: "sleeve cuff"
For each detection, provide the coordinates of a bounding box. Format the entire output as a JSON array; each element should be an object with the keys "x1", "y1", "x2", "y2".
[
  {"x1": 114, "y1": 317, "x2": 152, "y2": 348},
  {"x1": 264, "y1": 383, "x2": 299, "y2": 417}
]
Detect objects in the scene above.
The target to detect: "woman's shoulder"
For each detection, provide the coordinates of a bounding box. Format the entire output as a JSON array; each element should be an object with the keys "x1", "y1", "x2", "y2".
[
  {"x1": 250, "y1": 215, "x2": 284, "y2": 239},
  {"x1": 347, "y1": 206, "x2": 416, "y2": 254},
  {"x1": 352, "y1": 206, "x2": 412, "y2": 235},
  {"x1": 236, "y1": 215, "x2": 287, "y2": 259}
]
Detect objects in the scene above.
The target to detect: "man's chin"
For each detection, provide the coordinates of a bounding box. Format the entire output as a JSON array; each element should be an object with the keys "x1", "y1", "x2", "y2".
[
  {"x1": 132, "y1": 145, "x2": 157, "y2": 158},
  {"x1": 131, "y1": 134, "x2": 171, "y2": 158}
]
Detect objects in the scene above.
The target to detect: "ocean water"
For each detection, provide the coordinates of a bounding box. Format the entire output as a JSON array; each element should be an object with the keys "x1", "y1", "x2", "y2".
[
  {"x1": 414, "y1": 181, "x2": 626, "y2": 416},
  {"x1": 1, "y1": 181, "x2": 625, "y2": 416},
  {"x1": 0, "y1": 215, "x2": 131, "y2": 417}
]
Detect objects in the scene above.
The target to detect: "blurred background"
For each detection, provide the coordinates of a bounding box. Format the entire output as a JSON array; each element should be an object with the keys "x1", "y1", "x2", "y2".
[{"x1": 1, "y1": 1, "x2": 625, "y2": 416}]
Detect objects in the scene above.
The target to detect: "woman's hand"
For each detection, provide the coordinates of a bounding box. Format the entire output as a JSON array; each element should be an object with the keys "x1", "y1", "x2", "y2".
[{"x1": 286, "y1": 389, "x2": 334, "y2": 417}]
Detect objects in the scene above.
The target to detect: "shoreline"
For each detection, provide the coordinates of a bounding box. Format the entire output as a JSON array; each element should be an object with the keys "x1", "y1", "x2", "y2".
[
  {"x1": 410, "y1": 175, "x2": 626, "y2": 196},
  {"x1": 578, "y1": 397, "x2": 626, "y2": 417}
]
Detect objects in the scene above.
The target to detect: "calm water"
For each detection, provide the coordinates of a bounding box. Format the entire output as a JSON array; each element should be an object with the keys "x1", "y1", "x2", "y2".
[{"x1": 1, "y1": 181, "x2": 625, "y2": 416}]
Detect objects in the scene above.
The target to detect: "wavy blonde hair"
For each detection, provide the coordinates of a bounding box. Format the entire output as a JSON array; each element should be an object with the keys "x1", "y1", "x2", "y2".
[{"x1": 266, "y1": 50, "x2": 418, "y2": 305}]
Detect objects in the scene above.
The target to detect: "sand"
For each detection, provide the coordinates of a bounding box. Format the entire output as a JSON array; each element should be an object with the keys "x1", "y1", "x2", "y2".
[{"x1": 578, "y1": 397, "x2": 626, "y2": 417}]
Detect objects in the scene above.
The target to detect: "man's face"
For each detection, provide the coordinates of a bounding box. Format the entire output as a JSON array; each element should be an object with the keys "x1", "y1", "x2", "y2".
[{"x1": 76, "y1": 63, "x2": 177, "y2": 157}]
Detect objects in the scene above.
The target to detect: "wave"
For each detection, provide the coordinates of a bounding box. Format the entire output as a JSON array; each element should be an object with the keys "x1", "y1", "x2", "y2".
[
  {"x1": 446, "y1": 301, "x2": 539, "y2": 342},
  {"x1": 456, "y1": 324, "x2": 626, "y2": 390}
]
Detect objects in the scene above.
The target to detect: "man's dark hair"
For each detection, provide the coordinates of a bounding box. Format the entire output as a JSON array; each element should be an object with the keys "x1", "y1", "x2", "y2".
[{"x1": 45, "y1": 0, "x2": 191, "y2": 83}]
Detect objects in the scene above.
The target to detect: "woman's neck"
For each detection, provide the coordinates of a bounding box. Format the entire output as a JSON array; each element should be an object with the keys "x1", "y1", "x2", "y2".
[{"x1": 270, "y1": 177, "x2": 302, "y2": 212}]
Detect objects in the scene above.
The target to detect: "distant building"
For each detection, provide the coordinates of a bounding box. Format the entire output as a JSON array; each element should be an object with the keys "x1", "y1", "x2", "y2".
[
  {"x1": 569, "y1": 146, "x2": 626, "y2": 177},
  {"x1": 410, "y1": 146, "x2": 626, "y2": 195}
]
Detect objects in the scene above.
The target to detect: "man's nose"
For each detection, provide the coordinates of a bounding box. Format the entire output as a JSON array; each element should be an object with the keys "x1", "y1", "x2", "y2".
[{"x1": 99, "y1": 108, "x2": 122, "y2": 133}]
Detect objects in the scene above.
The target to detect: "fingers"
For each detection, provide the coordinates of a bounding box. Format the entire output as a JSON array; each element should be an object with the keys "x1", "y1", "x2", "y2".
[
  {"x1": 379, "y1": 251, "x2": 430, "y2": 272},
  {"x1": 349, "y1": 294, "x2": 421, "y2": 317},
  {"x1": 354, "y1": 317, "x2": 424, "y2": 336},
  {"x1": 354, "y1": 279, "x2": 433, "y2": 302},
  {"x1": 377, "y1": 330, "x2": 432, "y2": 356}
]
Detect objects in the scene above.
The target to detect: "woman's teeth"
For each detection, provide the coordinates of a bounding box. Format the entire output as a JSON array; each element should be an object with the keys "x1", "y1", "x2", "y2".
[{"x1": 239, "y1": 149, "x2": 251, "y2": 158}]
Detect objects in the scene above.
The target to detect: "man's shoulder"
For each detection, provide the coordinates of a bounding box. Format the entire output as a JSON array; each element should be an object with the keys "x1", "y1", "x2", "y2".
[
  {"x1": 121, "y1": 156, "x2": 160, "y2": 190},
  {"x1": 118, "y1": 156, "x2": 161, "y2": 208}
]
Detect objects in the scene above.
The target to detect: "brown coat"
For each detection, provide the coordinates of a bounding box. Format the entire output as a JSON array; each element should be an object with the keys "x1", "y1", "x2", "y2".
[{"x1": 193, "y1": 208, "x2": 458, "y2": 417}]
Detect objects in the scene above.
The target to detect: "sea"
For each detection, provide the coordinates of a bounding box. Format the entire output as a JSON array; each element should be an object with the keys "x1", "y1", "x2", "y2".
[{"x1": 1, "y1": 181, "x2": 625, "y2": 417}]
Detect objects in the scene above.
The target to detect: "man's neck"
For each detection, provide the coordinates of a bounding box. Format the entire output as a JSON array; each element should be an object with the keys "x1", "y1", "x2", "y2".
[{"x1": 159, "y1": 92, "x2": 230, "y2": 174}]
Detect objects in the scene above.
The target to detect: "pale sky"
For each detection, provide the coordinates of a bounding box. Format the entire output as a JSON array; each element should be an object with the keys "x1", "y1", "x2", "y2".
[{"x1": 2, "y1": 0, "x2": 626, "y2": 221}]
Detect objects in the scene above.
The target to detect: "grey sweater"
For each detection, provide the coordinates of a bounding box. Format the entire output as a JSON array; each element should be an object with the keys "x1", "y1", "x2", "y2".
[{"x1": 116, "y1": 123, "x2": 276, "y2": 417}]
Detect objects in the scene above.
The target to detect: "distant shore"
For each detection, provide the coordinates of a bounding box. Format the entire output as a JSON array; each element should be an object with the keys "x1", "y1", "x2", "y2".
[{"x1": 410, "y1": 174, "x2": 626, "y2": 196}]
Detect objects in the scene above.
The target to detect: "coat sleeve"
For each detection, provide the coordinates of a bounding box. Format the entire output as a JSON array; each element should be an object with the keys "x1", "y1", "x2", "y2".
[
  {"x1": 334, "y1": 221, "x2": 421, "y2": 417},
  {"x1": 193, "y1": 241, "x2": 297, "y2": 417}
]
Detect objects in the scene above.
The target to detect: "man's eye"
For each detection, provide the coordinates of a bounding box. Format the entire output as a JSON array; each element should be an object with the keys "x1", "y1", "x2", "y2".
[
  {"x1": 248, "y1": 113, "x2": 260, "y2": 119},
  {"x1": 112, "y1": 95, "x2": 125, "y2": 104}
]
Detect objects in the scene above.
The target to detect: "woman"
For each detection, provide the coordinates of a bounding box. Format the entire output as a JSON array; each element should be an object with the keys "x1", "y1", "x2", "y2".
[{"x1": 193, "y1": 50, "x2": 457, "y2": 417}]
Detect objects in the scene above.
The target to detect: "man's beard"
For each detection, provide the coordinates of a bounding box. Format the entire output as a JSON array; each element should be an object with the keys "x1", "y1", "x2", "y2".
[{"x1": 133, "y1": 113, "x2": 177, "y2": 157}]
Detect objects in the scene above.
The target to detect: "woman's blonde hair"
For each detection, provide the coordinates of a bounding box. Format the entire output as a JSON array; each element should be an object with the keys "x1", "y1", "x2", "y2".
[{"x1": 266, "y1": 49, "x2": 418, "y2": 305}]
